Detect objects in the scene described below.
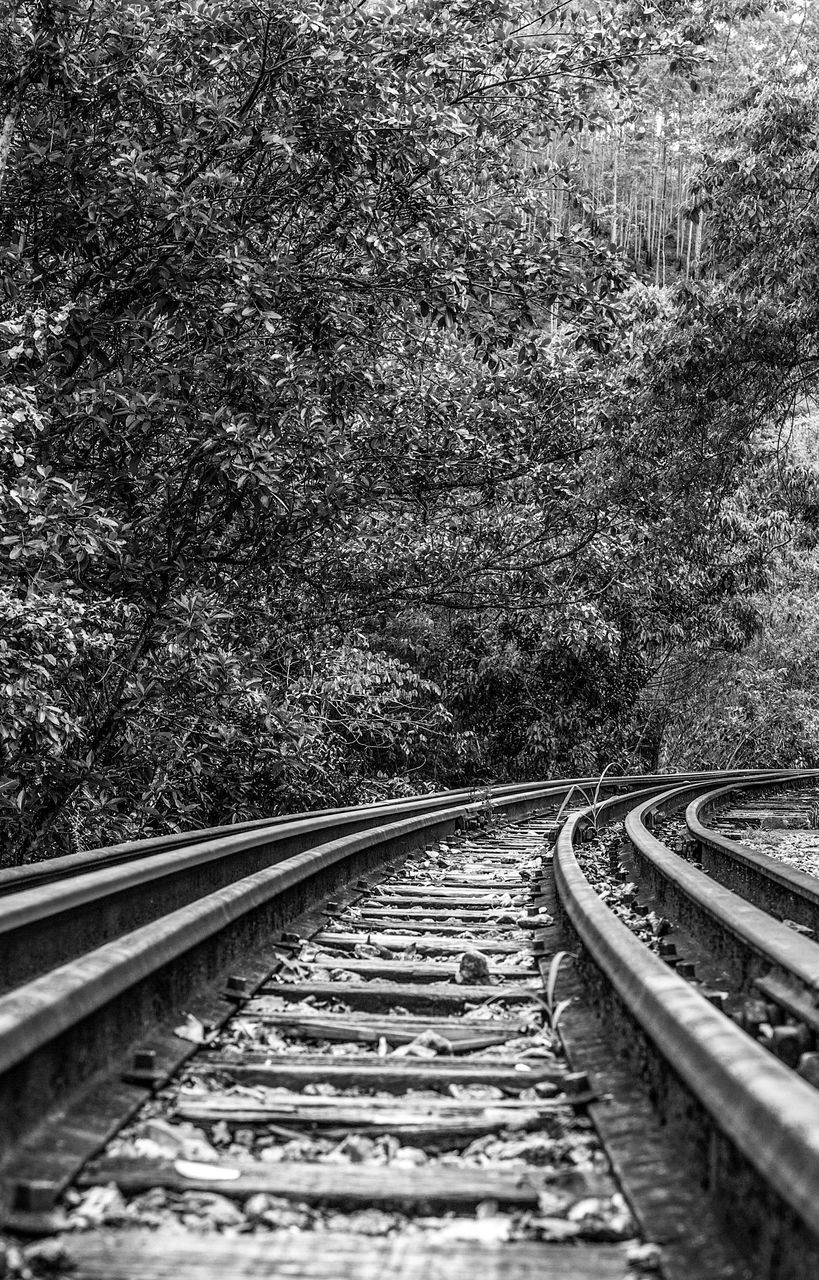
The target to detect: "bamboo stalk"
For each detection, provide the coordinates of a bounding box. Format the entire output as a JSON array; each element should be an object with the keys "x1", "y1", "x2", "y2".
[
  {"x1": 611, "y1": 129, "x2": 619, "y2": 245},
  {"x1": 695, "y1": 214, "x2": 704, "y2": 275},
  {"x1": 0, "y1": 103, "x2": 19, "y2": 200}
]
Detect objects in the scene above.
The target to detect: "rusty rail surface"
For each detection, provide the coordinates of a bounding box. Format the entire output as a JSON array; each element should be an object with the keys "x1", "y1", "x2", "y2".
[
  {"x1": 1, "y1": 768, "x2": 816, "y2": 1279},
  {"x1": 623, "y1": 774, "x2": 819, "y2": 1004},
  {"x1": 686, "y1": 777, "x2": 819, "y2": 933},
  {"x1": 0, "y1": 780, "x2": 570, "y2": 1191},
  {"x1": 556, "y1": 774, "x2": 819, "y2": 1275},
  {"x1": 0, "y1": 770, "x2": 760, "y2": 897}
]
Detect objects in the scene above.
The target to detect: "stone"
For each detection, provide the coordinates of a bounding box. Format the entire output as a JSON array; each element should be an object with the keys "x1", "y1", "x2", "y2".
[{"x1": 458, "y1": 950, "x2": 491, "y2": 984}]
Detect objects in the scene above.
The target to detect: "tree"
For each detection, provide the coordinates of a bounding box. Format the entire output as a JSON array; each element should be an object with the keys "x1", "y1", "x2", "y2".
[
  {"x1": 1, "y1": 0, "x2": 712, "y2": 859},
  {"x1": 632, "y1": 71, "x2": 819, "y2": 766}
]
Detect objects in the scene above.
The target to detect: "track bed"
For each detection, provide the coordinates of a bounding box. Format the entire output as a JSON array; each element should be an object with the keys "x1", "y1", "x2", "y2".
[{"x1": 2, "y1": 775, "x2": 817, "y2": 1279}]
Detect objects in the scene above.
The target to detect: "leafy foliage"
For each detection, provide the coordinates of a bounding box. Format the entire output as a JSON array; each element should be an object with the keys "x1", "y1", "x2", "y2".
[
  {"x1": 0, "y1": 0, "x2": 812, "y2": 860},
  {"x1": 661, "y1": 414, "x2": 819, "y2": 770}
]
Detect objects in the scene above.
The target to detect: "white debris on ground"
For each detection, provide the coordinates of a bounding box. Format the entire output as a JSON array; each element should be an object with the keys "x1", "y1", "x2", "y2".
[
  {"x1": 47, "y1": 823, "x2": 651, "y2": 1263},
  {"x1": 721, "y1": 829, "x2": 819, "y2": 881}
]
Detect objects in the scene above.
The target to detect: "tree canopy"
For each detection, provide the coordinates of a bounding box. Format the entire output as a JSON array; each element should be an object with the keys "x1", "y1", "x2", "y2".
[{"x1": 1, "y1": 0, "x2": 817, "y2": 861}]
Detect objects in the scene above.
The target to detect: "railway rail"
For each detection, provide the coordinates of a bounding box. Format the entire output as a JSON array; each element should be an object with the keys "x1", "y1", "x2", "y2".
[
  {"x1": 686, "y1": 777, "x2": 819, "y2": 934},
  {"x1": 1, "y1": 770, "x2": 818, "y2": 1279}
]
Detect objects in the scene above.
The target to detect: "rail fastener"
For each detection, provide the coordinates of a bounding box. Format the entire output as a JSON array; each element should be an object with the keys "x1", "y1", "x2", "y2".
[
  {"x1": 10, "y1": 1180, "x2": 61, "y2": 1215},
  {"x1": 121, "y1": 1048, "x2": 163, "y2": 1088},
  {"x1": 223, "y1": 975, "x2": 252, "y2": 999},
  {"x1": 562, "y1": 1070, "x2": 592, "y2": 1095}
]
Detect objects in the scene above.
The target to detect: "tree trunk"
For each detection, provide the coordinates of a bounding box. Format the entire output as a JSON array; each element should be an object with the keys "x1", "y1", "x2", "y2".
[
  {"x1": 0, "y1": 1, "x2": 47, "y2": 200},
  {"x1": 610, "y1": 130, "x2": 619, "y2": 245},
  {"x1": 15, "y1": 606, "x2": 167, "y2": 862},
  {"x1": 0, "y1": 102, "x2": 21, "y2": 200},
  {"x1": 694, "y1": 214, "x2": 703, "y2": 276}
]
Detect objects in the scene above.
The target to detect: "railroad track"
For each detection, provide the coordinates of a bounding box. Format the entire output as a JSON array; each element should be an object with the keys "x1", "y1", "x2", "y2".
[
  {"x1": 687, "y1": 777, "x2": 819, "y2": 934},
  {"x1": 1, "y1": 771, "x2": 818, "y2": 1279}
]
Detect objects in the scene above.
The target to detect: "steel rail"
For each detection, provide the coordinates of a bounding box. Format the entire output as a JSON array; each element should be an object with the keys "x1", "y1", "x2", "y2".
[
  {"x1": 0, "y1": 812, "x2": 469, "y2": 1079},
  {"x1": 0, "y1": 771, "x2": 770, "y2": 993},
  {"x1": 554, "y1": 784, "x2": 819, "y2": 1264},
  {"x1": 0, "y1": 789, "x2": 511, "y2": 894},
  {"x1": 0, "y1": 780, "x2": 586, "y2": 993},
  {"x1": 0, "y1": 769, "x2": 764, "y2": 897},
  {"x1": 686, "y1": 777, "x2": 819, "y2": 933},
  {"x1": 0, "y1": 780, "x2": 560, "y2": 1174},
  {"x1": 0, "y1": 771, "x2": 803, "y2": 1223},
  {"x1": 0, "y1": 769, "x2": 794, "y2": 1003},
  {"x1": 623, "y1": 775, "x2": 819, "y2": 1001},
  {"x1": 0, "y1": 789, "x2": 511, "y2": 893}
]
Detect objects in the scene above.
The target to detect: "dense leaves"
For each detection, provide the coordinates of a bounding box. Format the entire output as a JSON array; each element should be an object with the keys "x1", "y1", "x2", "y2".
[{"x1": 0, "y1": 0, "x2": 814, "y2": 860}]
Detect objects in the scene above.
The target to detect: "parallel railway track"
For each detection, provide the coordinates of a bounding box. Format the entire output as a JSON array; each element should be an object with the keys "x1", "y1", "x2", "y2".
[
  {"x1": 0, "y1": 772, "x2": 756, "y2": 897},
  {"x1": 1, "y1": 771, "x2": 819, "y2": 1278},
  {"x1": 619, "y1": 778, "x2": 819, "y2": 1049},
  {"x1": 687, "y1": 778, "x2": 819, "y2": 933}
]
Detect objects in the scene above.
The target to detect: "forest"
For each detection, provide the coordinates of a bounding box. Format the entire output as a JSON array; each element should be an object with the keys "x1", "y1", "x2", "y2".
[{"x1": 1, "y1": 0, "x2": 818, "y2": 863}]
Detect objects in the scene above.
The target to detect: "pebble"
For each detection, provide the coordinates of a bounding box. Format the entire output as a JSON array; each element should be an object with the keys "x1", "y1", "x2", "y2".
[
  {"x1": 244, "y1": 1193, "x2": 298, "y2": 1223},
  {"x1": 626, "y1": 1241, "x2": 663, "y2": 1272},
  {"x1": 392, "y1": 1145, "x2": 428, "y2": 1165},
  {"x1": 719, "y1": 829, "x2": 819, "y2": 879},
  {"x1": 457, "y1": 950, "x2": 491, "y2": 984},
  {"x1": 68, "y1": 1183, "x2": 128, "y2": 1229},
  {"x1": 567, "y1": 1193, "x2": 637, "y2": 1240},
  {"x1": 21, "y1": 1240, "x2": 74, "y2": 1274},
  {"x1": 176, "y1": 1191, "x2": 245, "y2": 1228}
]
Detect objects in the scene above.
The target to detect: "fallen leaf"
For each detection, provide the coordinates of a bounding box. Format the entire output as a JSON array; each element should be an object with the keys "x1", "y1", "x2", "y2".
[
  {"x1": 392, "y1": 1030, "x2": 452, "y2": 1057},
  {"x1": 173, "y1": 1014, "x2": 209, "y2": 1044},
  {"x1": 783, "y1": 919, "x2": 813, "y2": 936},
  {"x1": 433, "y1": 1216, "x2": 511, "y2": 1244},
  {"x1": 567, "y1": 1193, "x2": 637, "y2": 1240},
  {"x1": 132, "y1": 1119, "x2": 220, "y2": 1162},
  {"x1": 69, "y1": 1183, "x2": 128, "y2": 1227},
  {"x1": 533, "y1": 1215, "x2": 582, "y2": 1241},
  {"x1": 626, "y1": 1241, "x2": 663, "y2": 1272},
  {"x1": 391, "y1": 1042, "x2": 437, "y2": 1058},
  {"x1": 174, "y1": 1160, "x2": 241, "y2": 1182},
  {"x1": 536, "y1": 1188, "x2": 574, "y2": 1215}
]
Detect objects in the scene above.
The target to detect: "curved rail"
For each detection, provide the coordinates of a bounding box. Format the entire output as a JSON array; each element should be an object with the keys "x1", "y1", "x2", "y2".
[
  {"x1": 0, "y1": 787, "x2": 523, "y2": 893},
  {"x1": 0, "y1": 766, "x2": 811, "y2": 1264},
  {"x1": 0, "y1": 771, "x2": 773, "y2": 996},
  {"x1": 0, "y1": 769, "x2": 765, "y2": 897},
  {"x1": 0, "y1": 780, "x2": 561, "y2": 1176},
  {"x1": 623, "y1": 775, "x2": 819, "y2": 1001},
  {"x1": 687, "y1": 778, "x2": 819, "y2": 933},
  {"x1": 0, "y1": 779, "x2": 590, "y2": 994},
  {"x1": 554, "y1": 782, "x2": 819, "y2": 1260}
]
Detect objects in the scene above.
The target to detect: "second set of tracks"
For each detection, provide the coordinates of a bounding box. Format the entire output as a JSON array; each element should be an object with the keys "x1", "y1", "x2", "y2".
[{"x1": 2, "y1": 771, "x2": 819, "y2": 1278}]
